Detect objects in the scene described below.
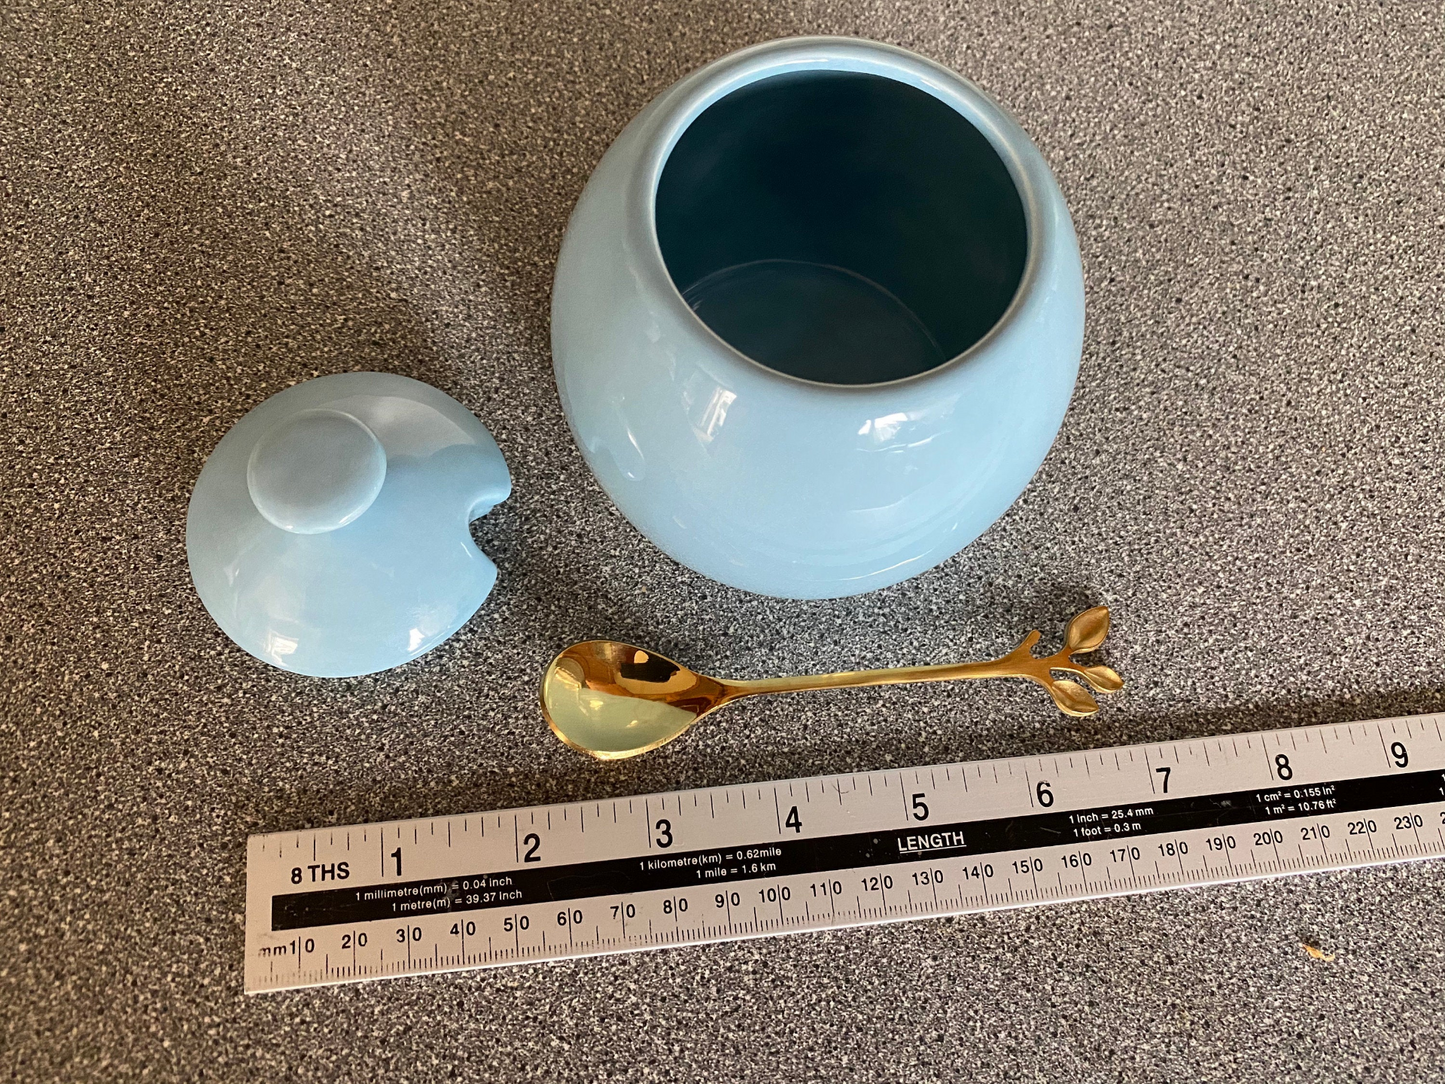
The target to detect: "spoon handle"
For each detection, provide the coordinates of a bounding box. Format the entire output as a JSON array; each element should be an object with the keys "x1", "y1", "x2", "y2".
[{"x1": 721, "y1": 607, "x2": 1124, "y2": 717}]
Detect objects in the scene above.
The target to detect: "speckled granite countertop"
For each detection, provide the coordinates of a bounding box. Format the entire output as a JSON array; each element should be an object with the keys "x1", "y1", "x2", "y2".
[{"x1": 4, "y1": 1, "x2": 1444, "y2": 1080}]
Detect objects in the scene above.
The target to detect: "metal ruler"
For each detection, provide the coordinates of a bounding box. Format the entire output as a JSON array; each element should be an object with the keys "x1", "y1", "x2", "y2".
[{"x1": 245, "y1": 713, "x2": 1445, "y2": 993}]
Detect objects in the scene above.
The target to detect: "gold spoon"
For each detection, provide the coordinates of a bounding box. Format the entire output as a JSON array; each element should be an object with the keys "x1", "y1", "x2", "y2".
[{"x1": 541, "y1": 606, "x2": 1123, "y2": 760}]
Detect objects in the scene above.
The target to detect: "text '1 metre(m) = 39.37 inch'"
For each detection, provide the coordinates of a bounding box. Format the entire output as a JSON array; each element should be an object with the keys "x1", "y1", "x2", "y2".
[{"x1": 244, "y1": 713, "x2": 1445, "y2": 993}]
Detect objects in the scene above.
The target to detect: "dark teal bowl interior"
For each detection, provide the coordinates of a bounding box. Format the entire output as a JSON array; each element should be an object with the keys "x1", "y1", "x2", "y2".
[{"x1": 656, "y1": 70, "x2": 1028, "y2": 385}]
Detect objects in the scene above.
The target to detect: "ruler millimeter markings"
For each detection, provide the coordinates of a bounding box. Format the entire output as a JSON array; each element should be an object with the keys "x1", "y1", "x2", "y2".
[{"x1": 245, "y1": 713, "x2": 1445, "y2": 993}]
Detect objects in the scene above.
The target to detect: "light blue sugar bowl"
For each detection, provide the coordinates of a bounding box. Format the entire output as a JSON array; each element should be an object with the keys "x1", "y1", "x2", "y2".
[{"x1": 552, "y1": 37, "x2": 1084, "y2": 599}]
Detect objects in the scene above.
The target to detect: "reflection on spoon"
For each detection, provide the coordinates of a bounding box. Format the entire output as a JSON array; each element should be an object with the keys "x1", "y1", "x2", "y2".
[{"x1": 541, "y1": 607, "x2": 1124, "y2": 760}]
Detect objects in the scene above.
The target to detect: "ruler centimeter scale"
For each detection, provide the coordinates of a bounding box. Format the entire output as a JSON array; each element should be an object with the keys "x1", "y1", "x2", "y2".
[{"x1": 245, "y1": 712, "x2": 1445, "y2": 993}]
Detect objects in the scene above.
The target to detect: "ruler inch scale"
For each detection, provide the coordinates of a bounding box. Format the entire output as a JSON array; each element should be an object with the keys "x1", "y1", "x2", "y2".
[{"x1": 245, "y1": 712, "x2": 1445, "y2": 993}]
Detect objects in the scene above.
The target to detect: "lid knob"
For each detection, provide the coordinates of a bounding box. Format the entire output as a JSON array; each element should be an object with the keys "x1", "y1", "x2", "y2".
[{"x1": 246, "y1": 409, "x2": 387, "y2": 534}]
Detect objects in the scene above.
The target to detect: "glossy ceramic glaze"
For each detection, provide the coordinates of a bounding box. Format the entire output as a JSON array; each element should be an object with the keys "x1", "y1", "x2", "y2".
[
  {"x1": 186, "y1": 373, "x2": 511, "y2": 677},
  {"x1": 551, "y1": 37, "x2": 1084, "y2": 599}
]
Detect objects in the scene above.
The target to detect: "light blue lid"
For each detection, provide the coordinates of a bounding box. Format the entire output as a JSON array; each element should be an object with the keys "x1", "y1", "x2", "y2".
[{"x1": 186, "y1": 372, "x2": 511, "y2": 677}]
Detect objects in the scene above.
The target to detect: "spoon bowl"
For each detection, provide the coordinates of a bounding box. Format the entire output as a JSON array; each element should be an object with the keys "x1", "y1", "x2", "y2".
[
  {"x1": 541, "y1": 642, "x2": 730, "y2": 759},
  {"x1": 541, "y1": 607, "x2": 1124, "y2": 760}
]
